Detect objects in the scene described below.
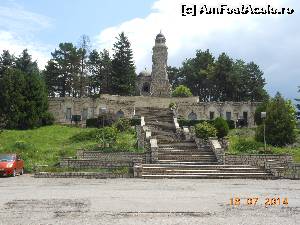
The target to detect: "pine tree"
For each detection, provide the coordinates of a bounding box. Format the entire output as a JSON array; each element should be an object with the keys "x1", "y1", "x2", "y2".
[
  {"x1": 87, "y1": 49, "x2": 112, "y2": 96},
  {"x1": 111, "y1": 32, "x2": 136, "y2": 95},
  {"x1": 0, "y1": 50, "x2": 15, "y2": 76},
  {"x1": 77, "y1": 35, "x2": 91, "y2": 97},
  {"x1": 44, "y1": 43, "x2": 81, "y2": 97},
  {"x1": 0, "y1": 50, "x2": 49, "y2": 129}
]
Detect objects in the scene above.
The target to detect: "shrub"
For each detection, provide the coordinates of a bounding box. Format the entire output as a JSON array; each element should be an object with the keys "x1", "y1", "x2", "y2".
[
  {"x1": 172, "y1": 85, "x2": 193, "y2": 97},
  {"x1": 130, "y1": 117, "x2": 141, "y2": 126},
  {"x1": 178, "y1": 119, "x2": 210, "y2": 127},
  {"x1": 114, "y1": 132, "x2": 137, "y2": 151},
  {"x1": 114, "y1": 118, "x2": 131, "y2": 132},
  {"x1": 226, "y1": 120, "x2": 235, "y2": 129},
  {"x1": 169, "y1": 102, "x2": 177, "y2": 109},
  {"x1": 195, "y1": 122, "x2": 217, "y2": 139},
  {"x1": 86, "y1": 118, "x2": 98, "y2": 128},
  {"x1": 214, "y1": 117, "x2": 229, "y2": 138},
  {"x1": 86, "y1": 113, "x2": 116, "y2": 128},
  {"x1": 96, "y1": 126, "x2": 118, "y2": 147},
  {"x1": 39, "y1": 112, "x2": 55, "y2": 126}
]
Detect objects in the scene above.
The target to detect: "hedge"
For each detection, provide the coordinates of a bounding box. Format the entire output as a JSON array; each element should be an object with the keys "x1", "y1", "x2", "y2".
[{"x1": 178, "y1": 119, "x2": 235, "y2": 129}]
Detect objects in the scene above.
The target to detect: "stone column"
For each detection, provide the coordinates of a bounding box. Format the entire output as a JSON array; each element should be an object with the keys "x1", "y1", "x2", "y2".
[{"x1": 150, "y1": 138, "x2": 159, "y2": 163}]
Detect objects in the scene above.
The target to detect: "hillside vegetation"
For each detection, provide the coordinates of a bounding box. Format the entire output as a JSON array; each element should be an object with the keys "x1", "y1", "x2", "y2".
[
  {"x1": 0, "y1": 124, "x2": 139, "y2": 172},
  {"x1": 228, "y1": 128, "x2": 300, "y2": 162}
]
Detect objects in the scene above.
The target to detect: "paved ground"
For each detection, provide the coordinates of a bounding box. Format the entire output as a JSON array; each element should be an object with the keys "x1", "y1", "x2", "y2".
[{"x1": 0, "y1": 175, "x2": 299, "y2": 225}]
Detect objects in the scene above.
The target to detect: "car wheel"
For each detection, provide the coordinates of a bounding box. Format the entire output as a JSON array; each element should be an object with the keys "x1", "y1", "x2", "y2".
[
  {"x1": 12, "y1": 169, "x2": 16, "y2": 177},
  {"x1": 20, "y1": 168, "x2": 24, "y2": 175}
]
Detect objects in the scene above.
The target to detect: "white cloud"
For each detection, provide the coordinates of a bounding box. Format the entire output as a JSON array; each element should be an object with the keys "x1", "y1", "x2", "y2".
[
  {"x1": 95, "y1": 0, "x2": 300, "y2": 100},
  {"x1": 0, "y1": 31, "x2": 51, "y2": 69},
  {"x1": 0, "y1": 3, "x2": 52, "y2": 69}
]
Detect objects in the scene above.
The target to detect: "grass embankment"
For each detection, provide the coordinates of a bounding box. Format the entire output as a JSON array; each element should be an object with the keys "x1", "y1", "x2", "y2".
[
  {"x1": 227, "y1": 128, "x2": 300, "y2": 162},
  {"x1": 0, "y1": 125, "x2": 140, "y2": 172}
]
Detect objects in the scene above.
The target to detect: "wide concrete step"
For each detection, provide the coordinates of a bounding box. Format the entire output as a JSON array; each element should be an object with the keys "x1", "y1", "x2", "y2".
[
  {"x1": 152, "y1": 130, "x2": 176, "y2": 136},
  {"x1": 158, "y1": 143, "x2": 198, "y2": 149},
  {"x1": 158, "y1": 155, "x2": 217, "y2": 161},
  {"x1": 142, "y1": 164, "x2": 256, "y2": 168},
  {"x1": 157, "y1": 160, "x2": 218, "y2": 164},
  {"x1": 142, "y1": 168, "x2": 265, "y2": 174},
  {"x1": 141, "y1": 174, "x2": 272, "y2": 179},
  {"x1": 144, "y1": 114, "x2": 174, "y2": 121},
  {"x1": 140, "y1": 163, "x2": 273, "y2": 179},
  {"x1": 136, "y1": 107, "x2": 172, "y2": 113},
  {"x1": 158, "y1": 149, "x2": 213, "y2": 154}
]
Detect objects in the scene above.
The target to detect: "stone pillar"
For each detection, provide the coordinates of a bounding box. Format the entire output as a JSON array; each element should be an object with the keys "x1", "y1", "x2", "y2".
[
  {"x1": 150, "y1": 32, "x2": 172, "y2": 97},
  {"x1": 133, "y1": 163, "x2": 143, "y2": 178},
  {"x1": 150, "y1": 138, "x2": 159, "y2": 163}
]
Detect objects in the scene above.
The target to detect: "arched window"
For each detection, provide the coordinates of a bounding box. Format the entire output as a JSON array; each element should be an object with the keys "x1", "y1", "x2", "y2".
[
  {"x1": 116, "y1": 110, "x2": 124, "y2": 119},
  {"x1": 188, "y1": 112, "x2": 197, "y2": 120},
  {"x1": 142, "y1": 82, "x2": 150, "y2": 93}
]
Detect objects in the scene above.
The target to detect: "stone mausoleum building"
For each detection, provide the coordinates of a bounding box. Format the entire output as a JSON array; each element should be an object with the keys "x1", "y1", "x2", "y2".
[{"x1": 49, "y1": 32, "x2": 259, "y2": 127}]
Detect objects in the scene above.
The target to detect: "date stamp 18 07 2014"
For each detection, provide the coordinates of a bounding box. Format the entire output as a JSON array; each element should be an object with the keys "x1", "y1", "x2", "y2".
[{"x1": 230, "y1": 197, "x2": 289, "y2": 207}]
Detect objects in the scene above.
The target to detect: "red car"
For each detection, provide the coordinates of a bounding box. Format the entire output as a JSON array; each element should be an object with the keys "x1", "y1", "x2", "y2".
[{"x1": 0, "y1": 154, "x2": 24, "y2": 177}]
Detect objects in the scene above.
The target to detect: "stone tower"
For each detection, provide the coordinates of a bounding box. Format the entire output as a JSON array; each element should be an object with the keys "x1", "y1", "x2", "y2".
[{"x1": 150, "y1": 32, "x2": 172, "y2": 97}]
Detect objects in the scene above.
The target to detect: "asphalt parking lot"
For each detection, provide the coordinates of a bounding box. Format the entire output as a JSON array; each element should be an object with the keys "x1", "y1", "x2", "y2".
[{"x1": 0, "y1": 175, "x2": 299, "y2": 225}]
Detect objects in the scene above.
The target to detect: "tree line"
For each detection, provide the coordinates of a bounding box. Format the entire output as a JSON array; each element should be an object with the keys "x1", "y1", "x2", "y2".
[
  {"x1": 44, "y1": 33, "x2": 267, "y2": 102},
  {"x1": 44, "y1": 32, "x2": 136, "y2": 98},
  {"x1": 168, "y1": 50, "x2": 268, "y2": 102},
  {"x1": 0, "y1": 32, "x2": 274, "y2": 130}
]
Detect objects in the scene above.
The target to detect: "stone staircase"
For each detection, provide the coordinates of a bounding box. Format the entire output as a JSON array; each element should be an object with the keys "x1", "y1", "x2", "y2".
[{"x1": 135, "y1": 107, "x2": 273, "y2": 179}]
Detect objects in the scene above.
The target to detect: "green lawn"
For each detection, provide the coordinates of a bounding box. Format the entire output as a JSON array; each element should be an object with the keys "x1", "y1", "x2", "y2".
[
  {"x1": 0, "y1": 124, "x2": 141, "y2": 172},
  {"x1": 227, "y1": 128, "x2": 300, "y2": 162},
  {"x1": 0, "y1": 125, "x2": 98, "y2": 172}
]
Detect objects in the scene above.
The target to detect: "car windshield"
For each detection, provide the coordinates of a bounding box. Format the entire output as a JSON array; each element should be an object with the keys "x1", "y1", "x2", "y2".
[{"x1": 0, "y1": 155, "x2": 15, "y2": 162}]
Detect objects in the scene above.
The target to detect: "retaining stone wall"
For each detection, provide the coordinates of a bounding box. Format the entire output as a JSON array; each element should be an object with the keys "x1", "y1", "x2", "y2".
[
  {"x1": 60, "y1": 159, "x2": 134, "y2": 169},
  {"x1": 224, "y1": 154, "x2": 293, "y2": 167},
  {"x1": 76, "y1": 150, "x2": 145, "y2": 162},
  {"x1": 284, "y1": 163, "x2": 300, "y2": 179},
  {"x1": 34, "y1": 172, "x2": 132, "y2": 179}
]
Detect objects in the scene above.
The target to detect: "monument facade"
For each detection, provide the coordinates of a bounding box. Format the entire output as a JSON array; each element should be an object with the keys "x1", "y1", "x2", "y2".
[{"x1": 48, "y1": 32, "x2": 260, "y2": 127}]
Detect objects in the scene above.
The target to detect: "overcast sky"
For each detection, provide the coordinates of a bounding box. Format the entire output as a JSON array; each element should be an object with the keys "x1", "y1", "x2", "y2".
[{"x1": 0, "y1": 0, "x2": 299, "y2": 101}]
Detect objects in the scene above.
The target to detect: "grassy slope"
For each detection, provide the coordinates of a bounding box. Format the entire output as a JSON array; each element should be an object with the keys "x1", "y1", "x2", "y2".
[
  {"x1": 0, "y1": 125, "x2": 98, "y2": 172},
  {"x1": 227, "y1": 128, "x2": 300, "y2": 162}
]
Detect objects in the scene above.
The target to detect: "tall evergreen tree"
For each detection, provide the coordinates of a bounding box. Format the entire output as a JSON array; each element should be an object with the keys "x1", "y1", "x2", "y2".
[
  {"x1": 0, "y1": 50, "x2": 49, "y2": 129},
  {"x1": 44, "y1": 43, "x2": 81, "y2": 97},
  {"x1": 0, "y1": 50, "x2": 15, "y2": 76},
  {"x1": 255, "y1": 93, "x2": 296, "y2": 146},
  {"x1": 88, "y1": 49, "x2": 112, "y2": 96},
  {"x1": 111, "y1": 32, "x2": 136, "y2": 95},
  {"x1": 88, "y1": 49, "x2": 101, "y2": 95},
  {"x1": 77, "y1": 35, "x2": 91, "y2": 97}
]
